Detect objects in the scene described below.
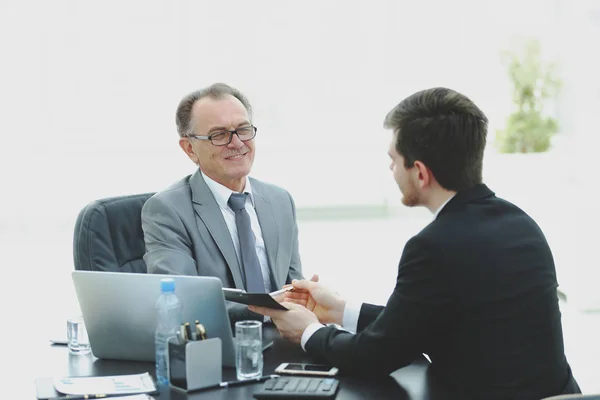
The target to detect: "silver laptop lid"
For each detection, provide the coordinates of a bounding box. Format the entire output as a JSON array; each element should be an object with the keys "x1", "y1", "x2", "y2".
[{"x1": 71, "y1": 271, "x2": 236, "y2": 367}]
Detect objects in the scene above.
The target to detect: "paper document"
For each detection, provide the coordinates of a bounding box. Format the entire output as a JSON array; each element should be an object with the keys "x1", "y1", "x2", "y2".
[
  {"x1": 222, "y1": 288, "x2": 289, "y2": 310},
  {"x1": 53, "y1": 372, "x2": 156, "y2": 396}
]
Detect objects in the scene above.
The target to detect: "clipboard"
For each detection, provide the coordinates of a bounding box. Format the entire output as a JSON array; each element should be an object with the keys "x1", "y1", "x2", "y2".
[{"x1": 222, "y1": 289, "x2": 289, "y2": 311}]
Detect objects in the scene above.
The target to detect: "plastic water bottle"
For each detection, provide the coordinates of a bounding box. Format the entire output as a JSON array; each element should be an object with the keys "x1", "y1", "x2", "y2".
[{"x1": 155, "y1": 278, "x2": 182, "y2": 388}]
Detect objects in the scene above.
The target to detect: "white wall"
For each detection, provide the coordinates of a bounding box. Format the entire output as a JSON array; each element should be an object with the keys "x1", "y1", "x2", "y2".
[
  {"x1": 555, "y1": 0, "x2": 600, "y2": 310},
  {"x1": 0, "y1": 0, "x2": 568, "y2": 225},
  {"x1": 0, "y1": 0, "x2": 594, "y2": 302}
]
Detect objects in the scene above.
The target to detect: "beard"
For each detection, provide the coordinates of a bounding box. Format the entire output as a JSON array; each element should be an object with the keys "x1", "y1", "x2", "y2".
[{"x1": 400, "y1": 177, "x2": 420, "y2": 207}]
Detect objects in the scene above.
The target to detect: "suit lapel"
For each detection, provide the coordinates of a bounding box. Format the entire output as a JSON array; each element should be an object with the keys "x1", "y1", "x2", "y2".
[
  {"x1": 189, "y1": 171, "x2": 245, "y2": 289},
  {"x1": 251, "y1": 179, "x2": 280, "y2": 288}
]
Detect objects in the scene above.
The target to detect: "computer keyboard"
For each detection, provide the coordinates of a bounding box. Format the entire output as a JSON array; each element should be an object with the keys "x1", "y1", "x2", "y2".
[{"x1": 253, "y1": 376, "x2": 340, "y2": 399}]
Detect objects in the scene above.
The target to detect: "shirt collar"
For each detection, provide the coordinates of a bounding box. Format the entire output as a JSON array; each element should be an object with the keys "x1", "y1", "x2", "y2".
[
  {"x1": 200, "y1": 170, "x2": 254, "y2": 208},
  {"x1": 433, "y1": 193, "x2": 455, "y2": 220}
]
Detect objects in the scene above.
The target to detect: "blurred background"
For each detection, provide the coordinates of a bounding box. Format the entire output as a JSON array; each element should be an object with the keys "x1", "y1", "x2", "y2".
[{"x1": 1, "y1": 0, "x2": 598, "y2": 394}]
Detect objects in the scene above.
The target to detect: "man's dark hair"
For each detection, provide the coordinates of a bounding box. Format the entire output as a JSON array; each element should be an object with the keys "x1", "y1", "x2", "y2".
[
  {"x1": 383, "y1": 87, "x2": 488, "y2": 191},
  {"x1": 175, "y1": 83, "x2": 252, "y2": 138}
]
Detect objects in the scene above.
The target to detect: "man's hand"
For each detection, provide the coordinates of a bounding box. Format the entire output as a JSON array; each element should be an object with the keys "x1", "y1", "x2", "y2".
[
  {"x1": 272, "y1": 274, "x2": 319, "y2": 306},
  {"x1": 249, "y1": 302, "x2": 319, "y2": 344},
  {"x1": 292, "y1": 279, "x2": 346, "y2": 326}
]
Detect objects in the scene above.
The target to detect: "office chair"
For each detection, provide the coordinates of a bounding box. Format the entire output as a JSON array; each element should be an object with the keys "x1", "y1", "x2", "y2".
[{"x1": 73, "y1": 193, "x2": 155, "y2": 273}]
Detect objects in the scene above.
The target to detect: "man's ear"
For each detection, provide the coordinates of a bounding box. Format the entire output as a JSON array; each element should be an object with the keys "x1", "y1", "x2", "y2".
[
  {"x1": 414, "y1": 160, "x2": 433, "y2": 189},
  {"x1": 179, "y1": 137, "x2": 199, "y2": 164}
]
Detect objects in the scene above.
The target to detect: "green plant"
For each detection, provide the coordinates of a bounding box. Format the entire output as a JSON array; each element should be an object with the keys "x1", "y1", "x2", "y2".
[{"x1": 496, "y1": 38, "x2": 562, "y2": 153}]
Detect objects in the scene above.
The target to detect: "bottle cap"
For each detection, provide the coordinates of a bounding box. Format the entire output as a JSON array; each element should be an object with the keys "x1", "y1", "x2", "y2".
[{"x1": 160, "y1": 278, "x2": 175, "y2": 293}]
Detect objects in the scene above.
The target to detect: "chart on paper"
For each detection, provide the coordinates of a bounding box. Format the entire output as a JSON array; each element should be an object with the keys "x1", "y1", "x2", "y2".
[{"x1": 53, "y1": 372, "x2": 156, "y2": 395}]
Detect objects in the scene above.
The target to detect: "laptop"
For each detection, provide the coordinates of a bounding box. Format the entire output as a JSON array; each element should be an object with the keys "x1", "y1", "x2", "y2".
[{"x1": 72, "y1": 271, "x2": 237, "y2": 367}]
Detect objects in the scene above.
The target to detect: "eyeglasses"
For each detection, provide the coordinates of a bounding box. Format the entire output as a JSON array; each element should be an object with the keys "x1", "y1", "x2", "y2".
[{"x1": 188, "y1": 125, "x2": 257, "y2": 146}]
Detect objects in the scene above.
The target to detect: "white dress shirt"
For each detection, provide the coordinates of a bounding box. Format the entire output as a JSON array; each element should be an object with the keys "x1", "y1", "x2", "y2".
[
  {"x1": 300, "y1": 193, "x2": 456, "y2": 350},
  {"x1": 201, "y1": 171, "x2": 273, "y2": 293},
  {"x1": 433, "y1": 194, "x2": 455, "y2": 220}
]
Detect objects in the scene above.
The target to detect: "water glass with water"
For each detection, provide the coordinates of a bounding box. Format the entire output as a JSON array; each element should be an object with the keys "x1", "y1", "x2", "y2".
[
  {"x1": 67, "y1": 316, "x2": 91, "y2": 355},
  {"x1": 235, "y1": 320, "x2": 263, "y2": 380}
]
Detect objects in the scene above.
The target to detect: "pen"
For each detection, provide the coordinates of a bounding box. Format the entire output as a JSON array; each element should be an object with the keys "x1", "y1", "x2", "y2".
[
  {"x1": 184, "y1": 322, "x2": 193, "y2": 341},
  {"x1": 195, "y1": 320, "x2": 207, "y2": 340},
  {"x1": 269, "y1": 286, "x2": 295, "y2": 297},
  {"x1": 180, "y1": 324, "x2": 188, "y2": 342},
  {"x1": 49, "y1": 393, "x2": 155, "y2": 400},
  {"x1": 218, "y1": 374, "x2": 279, "y2": 388},
  {"x1": 262, "y1": 340, "x2": 274, "y2": 351},
  {"x1": 188, "y1": 374, "x2": 280, "y2": 393}
]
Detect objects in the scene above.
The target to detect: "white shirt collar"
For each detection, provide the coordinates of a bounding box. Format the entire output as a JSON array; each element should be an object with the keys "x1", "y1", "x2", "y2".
[
  {"x1": 433, "y1": 193, "x2": 455, "y2": 220},
  {"x1": 200, "y1": 170, "x2": 254, "y2": 209}
]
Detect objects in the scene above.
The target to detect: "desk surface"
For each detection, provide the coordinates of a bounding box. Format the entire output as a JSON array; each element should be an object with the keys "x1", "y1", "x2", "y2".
[{"x1": 35, "y1": 326, "x2": 433, "y2": 399}]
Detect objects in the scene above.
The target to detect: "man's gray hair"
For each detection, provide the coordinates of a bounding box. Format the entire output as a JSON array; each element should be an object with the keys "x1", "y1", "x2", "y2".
[{"x1": 175, "y1": 83, "x2": 253, "y2": 138}]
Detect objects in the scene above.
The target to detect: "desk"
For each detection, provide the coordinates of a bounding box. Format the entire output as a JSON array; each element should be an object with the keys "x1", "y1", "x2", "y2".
[{"x1": 35, "y1": 326, "x2": 434, "y2": 399}]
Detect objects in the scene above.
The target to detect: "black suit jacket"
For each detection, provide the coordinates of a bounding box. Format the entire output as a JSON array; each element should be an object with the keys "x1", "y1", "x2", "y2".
[{"x1": 305, "y1": 184, "x2": 579, "y2": 399}]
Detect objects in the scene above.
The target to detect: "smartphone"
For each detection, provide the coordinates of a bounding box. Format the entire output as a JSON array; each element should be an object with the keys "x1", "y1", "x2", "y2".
[{"x1": 274, "y1": 363, "x2": 339, "y2": 377}]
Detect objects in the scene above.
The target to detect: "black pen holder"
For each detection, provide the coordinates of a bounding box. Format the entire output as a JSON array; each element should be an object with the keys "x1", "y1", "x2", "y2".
[{"x1": 168, "y1": 337, "x2": 222, "y2": 392}]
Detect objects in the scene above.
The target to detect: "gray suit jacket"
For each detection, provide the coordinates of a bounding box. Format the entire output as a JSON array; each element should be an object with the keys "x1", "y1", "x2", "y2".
[{"x1": 141, "y1": 170, "x2": 303, "y2": 323}]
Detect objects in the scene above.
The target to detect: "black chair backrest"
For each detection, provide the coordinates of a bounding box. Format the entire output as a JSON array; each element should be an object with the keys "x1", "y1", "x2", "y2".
[{"x1": 73, "y1": 193, "x2": 155, "y2": 273}]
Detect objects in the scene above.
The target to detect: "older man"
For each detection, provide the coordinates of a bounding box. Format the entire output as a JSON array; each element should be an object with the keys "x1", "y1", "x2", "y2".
[{"x1": 142, "y1": 83, "x2": 305, "y2": 322}]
